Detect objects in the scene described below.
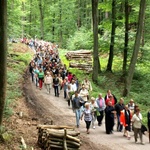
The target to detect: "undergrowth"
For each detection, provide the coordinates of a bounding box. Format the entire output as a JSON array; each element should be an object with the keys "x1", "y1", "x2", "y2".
[{"x1": 4, "y1": 43, "x2": 33, "y2": 118}]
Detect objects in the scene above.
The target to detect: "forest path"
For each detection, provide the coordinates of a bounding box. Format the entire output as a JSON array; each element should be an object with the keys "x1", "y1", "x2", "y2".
[{"x1": 24, "y1": 75, "x2": 150, "y2": 150}]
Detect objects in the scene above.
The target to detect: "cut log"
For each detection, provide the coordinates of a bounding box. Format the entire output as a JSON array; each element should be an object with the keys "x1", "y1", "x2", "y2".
[
  {"x1": 37, "y1": 124, "x2": 75, "y2": 130},
  {"x1": 49, "y1": 138, "x2": 81, "y2": 147},
  {"x1": 63, "y1": 128, "x2": 67, "y2": 150},
  {"x1": 66, "y1": 50, "x2": 92, "y2": 54},
  {"x1": 65, "y1": 50, "x2": 92, "y2": 62},
  {"x1": 46, "y1": 128, "x2": 80, "y2": 136},
  {"x1": 66, "y1": 135, "x2": 80, "y2": 143},
  {"x1": 37, "y1": 124, "x2": 81, "y2": 150},
  {"x1": 69, "y1": 63, "x2": 92, "y2": 68},
  {"x1": 49, "y1": 144, "x2": 80, "y2": 150}
]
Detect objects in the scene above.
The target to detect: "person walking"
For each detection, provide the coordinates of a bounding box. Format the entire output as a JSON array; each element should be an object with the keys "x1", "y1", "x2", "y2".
[
  {"x1": 81, "y1": 102, "x2": 92, "y2": 134},
  {"x1": 29, "y1": 60, "x2": 35, "y2": 82},
  {"x1": 105, "y1": 90, "x2": 117, "y2": 104},
  {"x1": 105, "y1": 101, "x2": 116, "y2": 134},
  {"x1": 131, "y1": 108, "x2": 144, "y2": 145},
  {"x1": 120, "y1": 105, "x2": 132, "y2": 139},
  {"x1": 38, "y1": 68, "x2": 44, "y2": 90},
  {"x1": 63, "y1": 77, "x2": 69, "y2": 99},
  {"x1": 82, "y1": 77, "x2": 92, "y2": 92},
  {"x1": 53, "y1": 74, "x2": 59, "y2": 97},
  {"x1": 79, "y1": 84, "x2": 89, "y2": 104},
  {"x1": 96, "y1": 93, "x2": 106, "y2": 126},
  {"x1": 148, "y1": 110, "x2": 150, "y2": 143},
  {"x1": 128, "y1": 99, "x2": 135, "y2": 115},
  {"x1": 44, "y1": 71, "x2": 53, "y2": 94},
  {"x1": 72, "y1": 91, "x2": 84, "y2": 128},
  {"x1": 115, "y1": 98, "x2": 125, "y2": 132},
  {"x1": 90, "y1": 97, "x2": 98, "y2": 129}
]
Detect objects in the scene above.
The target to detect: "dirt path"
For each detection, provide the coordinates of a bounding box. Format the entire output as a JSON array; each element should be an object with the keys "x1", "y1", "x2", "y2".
[{"x1": 24, "y1": 73, "x2": 150, "y2": 150}]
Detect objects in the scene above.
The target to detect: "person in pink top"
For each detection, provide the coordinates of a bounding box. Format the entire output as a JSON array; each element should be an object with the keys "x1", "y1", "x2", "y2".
[
  {"x1": 96, "y1": 93, "x2": 106, "y2": 126},
  {"x1": 67, "y1": 72, "x2": 73, "y2": 83}
]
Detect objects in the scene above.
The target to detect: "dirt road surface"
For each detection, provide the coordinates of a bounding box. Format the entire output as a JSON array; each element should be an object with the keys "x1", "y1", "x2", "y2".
[{"x1": 24, "y1": 73, "x2": 150, "y2": 150}]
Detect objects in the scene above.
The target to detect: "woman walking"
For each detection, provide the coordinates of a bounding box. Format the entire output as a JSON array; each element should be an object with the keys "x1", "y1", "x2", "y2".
[
  {"x1": 120, "y1": 105, "x2": 132, "y2": 139},
  {"x1": 81, "y1": 102, "x2": 92, "y2": 134},
  {"x1": 90, "y1": 97, "x2": 98, "y2": 129},
  {"x1": 38, "y1": 68, "x2": 44, "y2": 90},
  {"x1": 131, "y1": 108, "x2": 144, "y2": 145},
  {"x1": 44, "y1": 72, "x2": 53, "y2": 94}
]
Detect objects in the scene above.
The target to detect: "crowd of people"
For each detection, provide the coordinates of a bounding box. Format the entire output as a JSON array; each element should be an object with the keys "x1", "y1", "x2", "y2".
[{"x1": 28, "y1": 39, "x2": 150, "y2": 145}]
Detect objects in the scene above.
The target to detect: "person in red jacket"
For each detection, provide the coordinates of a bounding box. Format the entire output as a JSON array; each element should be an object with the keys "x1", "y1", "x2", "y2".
[
  {"x1": 120, "y1": 105, "x2": 132, "y2": 139},
  {"x1": 105, "y1": 95, "x2": 115, "y2": 106}
]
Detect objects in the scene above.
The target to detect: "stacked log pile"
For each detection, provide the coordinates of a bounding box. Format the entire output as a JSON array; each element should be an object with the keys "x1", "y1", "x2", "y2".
[
  {"x1": 65, "y1": 50, "x2": 93, "y2": 73},
  {"x1": 37, "y1": 125, "x2": 81, "y2": 150},
  {"x1": 65, "y1": 50, "x2": 92, "y2": 61},
  {"x1": 69, "y1": 63, "x2": 92, "y2": 72}
]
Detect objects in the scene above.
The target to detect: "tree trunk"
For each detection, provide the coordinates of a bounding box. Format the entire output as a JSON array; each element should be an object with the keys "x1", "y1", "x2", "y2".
[
  {"x1": 39, "y1": 0, "x2": 44, "y2": 39},
  {"x1": 123, "y1": 0, "x2": 146, "y2": 97},
  {"x1": 77, "y1": 0, "x2": 81, "y2": 29},
  {"x1": 98, "y1": 0, "x2": 104, "y2": 35},
  {"x1": 52, "y1": 0, "x2": 55, "y2": 42},
  {"x1": 22, "y1": 1, "x2": 25, "y2": 39},
  {"x1": 106, "y1": 0, "x2": 116, "y2": 72},
  {"x1": 29, "y1": 0, "x2": 32, "y2": 36},
  {"x1": 141, "y1": 12, "x2": 145, "y2": 47},
  {"x1": 91, "y1": 0, "x2": 101, "y2": 83},
  {"x1": 59, "y1": 0, "x2": 62, "y2": 47},
  {"x1": 0, "y1": 0, "x2": 7, "y2": 125},
  {"x1": 122, "y1": 0, "x2": 129, "y2": 76}
]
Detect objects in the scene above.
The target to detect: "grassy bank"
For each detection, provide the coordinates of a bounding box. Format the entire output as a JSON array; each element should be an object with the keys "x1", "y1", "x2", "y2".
[{"x1": 4, "y1": 43, "x2": 33, "y2": 118}]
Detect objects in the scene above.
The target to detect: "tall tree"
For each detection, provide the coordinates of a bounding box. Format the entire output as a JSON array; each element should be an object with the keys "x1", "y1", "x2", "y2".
[
  {"x1": 122, "y1": 0, "x2": 129, "y2": 75},
  {"x1": 106, "y1": 0, "x2": 116, "y2": 72},
  {"x1": 22, "y1": 1, "x2": 25, "y2": 38},
  {"x1": 39, "y1": 0, "x2": 44, "y2": 39},
  {"x1": 77, "y1": 0, "x2": 82, "y2": 29},
  {"x1": 123, "y1": 0, "x2": 146, "y2": 97},
  {"x1": 0, "y1": 0, "x2": 7, "y2": 125},
  {"x1": 92, "y1": 0, "x2": 101, "y2": 83}
]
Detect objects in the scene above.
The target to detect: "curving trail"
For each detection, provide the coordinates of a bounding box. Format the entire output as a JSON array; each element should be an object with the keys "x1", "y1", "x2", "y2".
[{"x1": 24, "y1": 73, "x2": 150, "y2": 150}]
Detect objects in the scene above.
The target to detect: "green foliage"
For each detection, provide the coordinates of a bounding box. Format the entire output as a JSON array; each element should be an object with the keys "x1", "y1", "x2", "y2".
[
  {"x1": 66, "y1": 27, "x2": 93, "y2": 50},
  {"x1": 13, "y1": 53, "x2": 32, "y2": 65},
  {"x1": 0, "y1": 126, "x2": 13, "y2": 143}
]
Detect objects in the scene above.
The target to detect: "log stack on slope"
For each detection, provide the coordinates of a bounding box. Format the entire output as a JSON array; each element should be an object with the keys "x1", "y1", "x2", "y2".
[
  {"x1": 65, "y1": 50, "x2": 92, "y2": 61},
  {"x1": 65, "y1": 50, "x2": 93, "y2": 73},
  {"x1": 37, "y1": 125, "x2": 81, "y2": 150}
]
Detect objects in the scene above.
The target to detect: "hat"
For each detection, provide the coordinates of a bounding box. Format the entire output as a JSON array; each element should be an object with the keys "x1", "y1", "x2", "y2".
[{"x1": 91, "y1": 97, "x2": 95, "y2": 101}]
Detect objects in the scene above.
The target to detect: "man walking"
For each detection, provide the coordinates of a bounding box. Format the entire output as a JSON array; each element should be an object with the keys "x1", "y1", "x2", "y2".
[{"x1": 72, "y1": 91, "x2": 84, "y2": 128}]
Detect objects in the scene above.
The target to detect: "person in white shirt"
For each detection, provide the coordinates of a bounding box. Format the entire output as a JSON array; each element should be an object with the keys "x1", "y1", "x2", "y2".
[
  {"x1": 131, "y1": 108, "x2": 144, "y2": 145},
  {"x1": 79, "y1": 84, "x2": 89, "y2": 102},
  {"x1": 70, "y1": 79, "x2": 77, "y2": 92},
  {"x1": 44, "y1": 72, "x2": 53, "y2": 94},
  {"x1": 90, "y1": 97, "x2": 98, "y2": 129},
  {"x1": 82, "y1": 77, "x2": 92, "y2": 91}
]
